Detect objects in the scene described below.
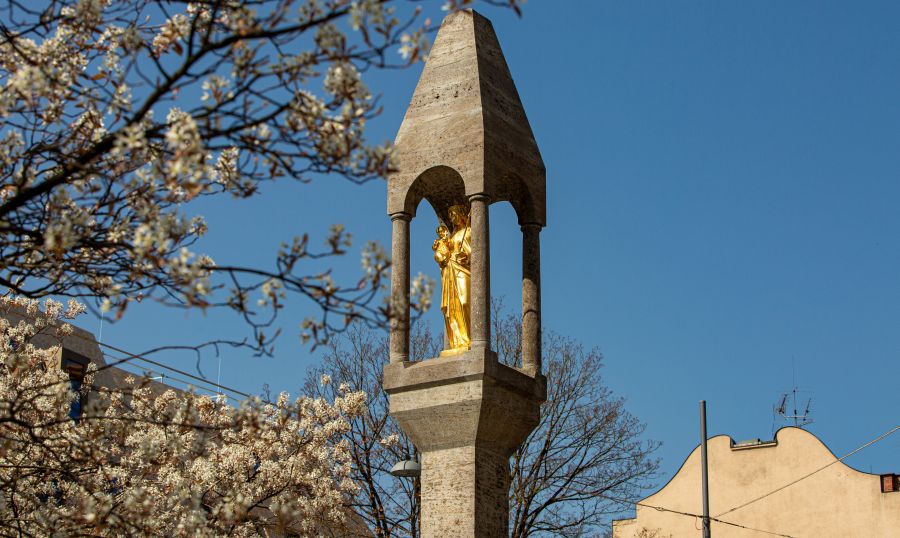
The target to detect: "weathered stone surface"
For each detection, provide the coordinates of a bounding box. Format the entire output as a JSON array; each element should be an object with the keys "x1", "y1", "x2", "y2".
[
  {"x1": 520, "y1": 223, "x2": 541, "y2": 375},
  {"x1": 389, "y1": 213, "x2": 411, "y2": 363},
  {"x1": 386, "y1": 9, "x2": 545, "y2": 226},
  {"x1": 420, "y1": 446, "x2": 509, "y2": 537},
  {"x1": 385, "y1": 348, "x2": 545, "y2": 537},
  {"x1": 384, "y1": 347, "x2": 546, "y2": 403},
  {"x1": 468, "y1": 194, "x2": 491, "y2": 350}
]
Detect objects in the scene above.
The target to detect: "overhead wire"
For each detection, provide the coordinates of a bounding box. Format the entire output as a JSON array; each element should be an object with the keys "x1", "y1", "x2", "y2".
[
  {"x1": 9, "y1": 307, "x2": 265, "y2": 403},
  {"x1": 601, "y1": 493, "x2": 794, "y2": 538},
  {"x1": 715, "y1": 425, "x2": 900, "y2": 518},
  {"x1": 92, "y1": 307, "x2": 244, "y2": 402},
  {"x1": 101, "y1": 351, "x2": 244, "y2": 405},
  {"x1": 96, "y1": 340, "x2": 254, "y2": 400}
]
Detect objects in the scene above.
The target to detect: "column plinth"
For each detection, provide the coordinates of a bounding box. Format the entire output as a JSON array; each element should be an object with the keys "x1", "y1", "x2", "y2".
[{"x1": 385, "y1": 349, "x2": 546, "y2": 538}]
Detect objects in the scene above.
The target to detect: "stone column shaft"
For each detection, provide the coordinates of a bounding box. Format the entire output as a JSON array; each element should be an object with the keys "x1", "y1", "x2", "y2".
[
  {"x1": 421, "y1": 446, "x2": 510, "y2": 537},
  {"x1": 390, "y1": 212, "x2": 411, "y2": 363},
  {"x1": 468, "y1": 194, "x2": 491, "y2": 350},
  {"x1": 521, "y1": 223, "x2": 541, "y2": 375}
]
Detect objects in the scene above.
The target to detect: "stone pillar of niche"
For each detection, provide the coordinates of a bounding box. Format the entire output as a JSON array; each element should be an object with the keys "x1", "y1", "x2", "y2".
[
  {"x1": 468, "y1": 194, "x2": 491, "y2": 351},
  {"x1": 389, "y1": 212, "x2": 411, "y2": 363},
  {"x1": 521, "y1": 223, "x2": 542, "y2": 376}
]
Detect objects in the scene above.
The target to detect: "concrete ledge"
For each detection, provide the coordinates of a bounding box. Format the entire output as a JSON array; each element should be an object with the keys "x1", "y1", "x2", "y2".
[{"x1": 384, "y1": 347, "x2": 546, "y2": 402}]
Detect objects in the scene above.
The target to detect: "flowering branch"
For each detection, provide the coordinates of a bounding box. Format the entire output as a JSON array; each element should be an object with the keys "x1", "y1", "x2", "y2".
[{"x1": 0, "y1": 0, "x2": 479, "y2": 347}]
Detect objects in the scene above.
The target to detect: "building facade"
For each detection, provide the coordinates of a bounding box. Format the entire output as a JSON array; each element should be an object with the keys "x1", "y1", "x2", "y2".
[{"x1": 613, "y1": 427, "x2": 899, "y2": 538}]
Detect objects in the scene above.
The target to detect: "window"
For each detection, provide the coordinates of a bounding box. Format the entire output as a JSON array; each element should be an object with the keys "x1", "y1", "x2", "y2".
[{"x1": 61, "y1": 350, "x2": 89, "y2": 422}]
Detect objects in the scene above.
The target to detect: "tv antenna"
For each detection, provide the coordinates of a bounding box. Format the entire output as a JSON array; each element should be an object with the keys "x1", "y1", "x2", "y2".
[{"x1": 772, "y1": 358, "x2": 813, "y2": 431}]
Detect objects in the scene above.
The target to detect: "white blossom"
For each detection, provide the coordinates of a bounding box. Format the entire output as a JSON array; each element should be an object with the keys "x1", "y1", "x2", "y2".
[
  {"x1": 0, "y1": 0, "x2": 478, "y2": 356},
  {"x1": 0, "y1": 297, "x2": 364, "y2": 536}
]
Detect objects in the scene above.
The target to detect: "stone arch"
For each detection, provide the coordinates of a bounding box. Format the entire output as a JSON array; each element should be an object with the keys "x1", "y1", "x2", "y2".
[
  {"x1": 494, "y1": 173, "x2": 542, "y2": 227},
  {"x1": 403, "y1": 166, "x2": 468, "y2": 223}
]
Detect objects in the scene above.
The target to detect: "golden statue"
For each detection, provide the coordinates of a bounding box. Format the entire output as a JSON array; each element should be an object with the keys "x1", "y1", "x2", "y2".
[{"x1": 433, "y1": 204, "x2": 471, "y2": 354}]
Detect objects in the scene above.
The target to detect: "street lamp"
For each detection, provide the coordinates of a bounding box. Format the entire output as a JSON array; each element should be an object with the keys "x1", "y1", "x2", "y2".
[{"x1": 390, "y1": 458, "x2": 421, "y2": 478}]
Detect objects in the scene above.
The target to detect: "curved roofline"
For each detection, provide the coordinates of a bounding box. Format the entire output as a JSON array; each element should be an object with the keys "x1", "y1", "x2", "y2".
[
  {"x1": 640, "y1": 426, "x2": 885, "y2": 504},
  {"x1": 642, "y1": 433, "x2": 732, "y2": 501},
  {"x1": 768, "y1": 426, "x2": 887, "y2": 477}
]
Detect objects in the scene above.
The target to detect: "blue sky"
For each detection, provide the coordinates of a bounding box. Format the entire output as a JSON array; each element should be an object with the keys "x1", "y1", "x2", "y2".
[{"x1": 100, "y1": 0, "x2": 900, "y2": 490}]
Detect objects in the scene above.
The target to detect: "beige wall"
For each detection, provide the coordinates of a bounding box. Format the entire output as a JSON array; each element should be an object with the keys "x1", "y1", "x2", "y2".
[{"x1": 613, "y1": 427, "x2": 900, "y2": 538}]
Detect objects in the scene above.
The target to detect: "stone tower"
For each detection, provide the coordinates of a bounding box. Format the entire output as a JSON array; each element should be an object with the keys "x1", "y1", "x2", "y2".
[{"x1": 384, "y1": 9, "x2": 546, "y2": 538}]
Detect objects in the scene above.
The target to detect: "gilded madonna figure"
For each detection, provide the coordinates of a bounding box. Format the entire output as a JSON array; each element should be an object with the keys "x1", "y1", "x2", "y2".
[{"x1": 432, "y1": 204, "x2": 471, "y2": 353}]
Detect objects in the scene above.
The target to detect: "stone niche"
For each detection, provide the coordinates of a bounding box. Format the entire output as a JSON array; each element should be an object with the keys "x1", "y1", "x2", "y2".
[{"x1": 383, "y1": 10, "x2": 548, "y2": 538}]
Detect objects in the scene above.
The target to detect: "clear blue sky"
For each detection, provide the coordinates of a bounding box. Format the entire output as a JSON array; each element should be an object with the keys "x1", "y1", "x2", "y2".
[{"x1": 101, "y1": 0, "x2": 900, "y2": 488}]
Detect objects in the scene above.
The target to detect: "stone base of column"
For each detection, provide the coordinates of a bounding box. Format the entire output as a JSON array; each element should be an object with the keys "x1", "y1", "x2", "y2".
[{"x1": 384, "y1": 349, "x2": 546, "y2": 538}]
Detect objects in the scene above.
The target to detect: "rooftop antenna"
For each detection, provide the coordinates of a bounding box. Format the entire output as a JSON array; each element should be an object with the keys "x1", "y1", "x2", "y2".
[
  {"x1": 773, "y1": 357, "x2": 814, "y2": 431},
  {"x1": 216, "y1": 355, "x2": 223, "y2": 401}
]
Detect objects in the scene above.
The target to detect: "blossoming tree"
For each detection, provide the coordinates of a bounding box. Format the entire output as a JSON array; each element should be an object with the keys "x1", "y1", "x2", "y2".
[
  {"x1": 0, "y1": 1, "x2": 523, "y2": 533},
  {"x1": 0, "y1": 296, "x2": 369, "y2": 536},
  {"x1": 0, "y1": 0, "x2": 522, "y2": 350}
]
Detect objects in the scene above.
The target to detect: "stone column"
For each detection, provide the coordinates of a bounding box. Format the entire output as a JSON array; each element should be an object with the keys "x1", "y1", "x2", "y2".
[
  {"x1": 521, "y1": 223, "x2": 541, "y2": 376},
  {"x1": 389, "y1": 212, "x2": 411, "y2": 363},
  {"x1": 384, "y1": 351, "x2": 546, "y2": 538},
  {"x1": 420, "y1": 445, "x2": 510, "y2": 537},
  {"x1": 468, "y1": 194, "x2": 491, "y2": 350}
]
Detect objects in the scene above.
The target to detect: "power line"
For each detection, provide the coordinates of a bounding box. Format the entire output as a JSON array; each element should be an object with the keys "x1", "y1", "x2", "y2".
[
  {"x1": 92, "y1": 310, "x2": 238, "y2": 400},
  {"x1": 8, "y1": 307, "x2": 269, "y2": 403},
  {"x1": 102, "y1": 352, "x2": 244, "y2": 404},
  {"x1": 639, "y1": 503, "x2": 793, "y2": 537},
  {"x1": 96, "y1": 341, "x2": 254, "y2": 400},
  {"x1": 53, "y1": 313, "x2": 258, "y2": 400},
  {"x1": 602, "y1": 493, "x2": 794, "y2": 537},
  {"x1": 715, "y1": 425, "x2": 900, "y2": 518}
]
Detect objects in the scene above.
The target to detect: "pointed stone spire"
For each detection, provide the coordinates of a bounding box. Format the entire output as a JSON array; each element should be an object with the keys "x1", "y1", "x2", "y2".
[{"x1": 387, "y1": 9, "x2": 545, "y2": 226}]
